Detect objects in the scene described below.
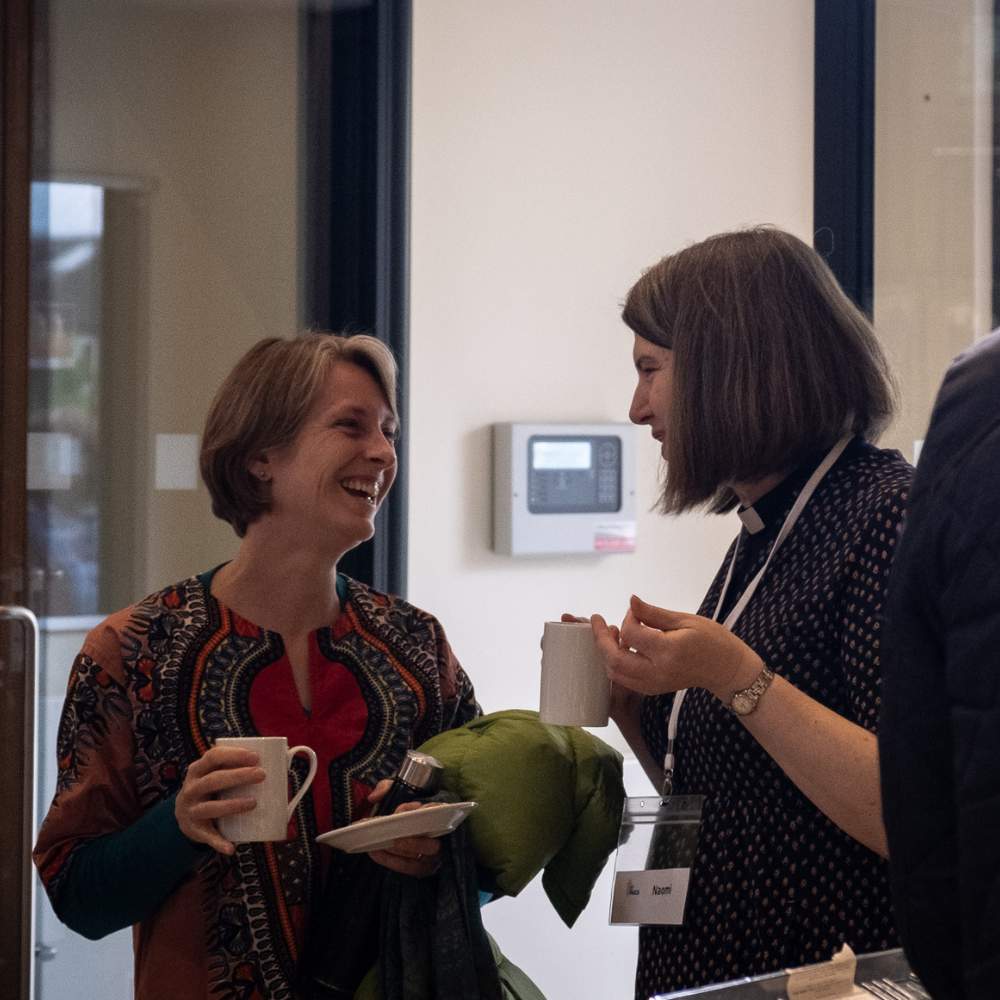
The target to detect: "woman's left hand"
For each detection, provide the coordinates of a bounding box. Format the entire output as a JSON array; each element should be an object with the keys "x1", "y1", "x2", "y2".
[
  {"x1": 595, "y1": 595, "x2": 762, "y2": 701},
  {"x1": 364, "y1": 779, "x2": 442, "y2": 878}
]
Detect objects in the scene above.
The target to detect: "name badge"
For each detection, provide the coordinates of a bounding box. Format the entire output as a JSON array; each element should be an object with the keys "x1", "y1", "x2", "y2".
[{"x1": 609, "y1": 795, "x2": 704, "y2": 926}]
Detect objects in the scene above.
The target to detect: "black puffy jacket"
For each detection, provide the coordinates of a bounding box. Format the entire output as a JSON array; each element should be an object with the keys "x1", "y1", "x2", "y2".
[{"x1": 880, "y1": 330, "x2": 1000, "y2": 999}]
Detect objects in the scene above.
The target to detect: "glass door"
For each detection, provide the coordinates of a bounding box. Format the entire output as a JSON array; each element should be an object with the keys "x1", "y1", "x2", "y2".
[
  {"x1": 27, "y1": 0, "x2": 301, "y2": 1000},
  {"x1": 3, "y1": 3, "x2": 408, "y2": 995},
  {"x1": 24, "y1": 2, "x2": 306, "y2": 995}
]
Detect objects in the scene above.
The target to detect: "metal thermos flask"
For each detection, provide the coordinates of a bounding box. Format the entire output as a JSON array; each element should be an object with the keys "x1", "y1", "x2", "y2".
[{"x1": 369, "y1": 750, "x2": 443, "y2": 817}]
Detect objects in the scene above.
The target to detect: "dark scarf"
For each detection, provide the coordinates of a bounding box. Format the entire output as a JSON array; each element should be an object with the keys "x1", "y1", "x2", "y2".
[
  {"x1": 300, "y1": 795, "x2": 502, "y2": 1000},
  {"x1": 378, "y1": 817, "x2": 502, "y2": 1000}
]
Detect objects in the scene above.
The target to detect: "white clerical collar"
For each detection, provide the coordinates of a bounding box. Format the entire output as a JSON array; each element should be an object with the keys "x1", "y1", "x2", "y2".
[{"x1": 737, "y1": 505, "x2": 766, "y2": 534}]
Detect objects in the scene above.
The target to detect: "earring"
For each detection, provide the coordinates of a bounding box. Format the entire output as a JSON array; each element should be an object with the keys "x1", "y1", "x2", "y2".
[{"x1": 256, "y1": 471, "x2": 271, "y2": 483}]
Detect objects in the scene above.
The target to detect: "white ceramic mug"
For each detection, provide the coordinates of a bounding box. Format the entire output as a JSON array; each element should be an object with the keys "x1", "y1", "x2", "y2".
[
  {"x1": 216, "y1": 736, "x2": 318, "y2": 843},
  {"x1": 539, "y1": 620, "x2": 610, "y2": 726}
]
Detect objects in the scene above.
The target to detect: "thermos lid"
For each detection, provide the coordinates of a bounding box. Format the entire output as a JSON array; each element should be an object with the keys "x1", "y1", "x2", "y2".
[{"x1": 397, "y1": 750, "x2": 443, "y2": 792}]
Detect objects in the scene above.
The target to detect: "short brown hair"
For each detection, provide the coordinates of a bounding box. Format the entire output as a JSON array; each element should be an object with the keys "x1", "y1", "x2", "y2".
[
  {"x1": 200, "y1": 332, "x2": 398, "y2": 536},
  {"x1": 622, "y1": 226, "x2": 896, "y2": 514}
]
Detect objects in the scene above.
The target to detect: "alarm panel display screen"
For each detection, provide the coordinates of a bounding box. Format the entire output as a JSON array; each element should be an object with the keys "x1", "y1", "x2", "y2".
[{"x1": 528, "y1": 435, "x2": 621, "y2": 514}]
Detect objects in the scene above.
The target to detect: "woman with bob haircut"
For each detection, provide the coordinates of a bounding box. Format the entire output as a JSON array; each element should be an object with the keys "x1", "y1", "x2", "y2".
[
  {"x1": 581, "y1": 227, "x2": 910, "y2": 996},
  {"x1": 34, "y1": 333, "x2": 480, "y2": 999}
]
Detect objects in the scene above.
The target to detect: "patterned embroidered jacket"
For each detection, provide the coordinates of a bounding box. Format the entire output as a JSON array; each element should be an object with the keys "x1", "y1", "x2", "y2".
[{"x1": 33, "y1": 572, "x2": 480, "y2": 999}]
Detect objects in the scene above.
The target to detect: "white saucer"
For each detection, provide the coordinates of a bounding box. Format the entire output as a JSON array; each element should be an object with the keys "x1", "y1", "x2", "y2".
[{"x1": 316, "y1": 801, "x2": 478, "y2": 854}]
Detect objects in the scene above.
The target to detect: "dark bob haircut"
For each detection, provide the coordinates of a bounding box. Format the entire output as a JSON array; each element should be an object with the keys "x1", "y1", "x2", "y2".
[{"x1": 622, "y1": 226, "x2": 896, "y2": 514}]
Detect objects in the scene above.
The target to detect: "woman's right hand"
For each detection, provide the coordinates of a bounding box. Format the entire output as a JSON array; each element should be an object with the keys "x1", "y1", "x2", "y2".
[{"x1": 175, "y1": 746, "x2": 265, "y2": 856}]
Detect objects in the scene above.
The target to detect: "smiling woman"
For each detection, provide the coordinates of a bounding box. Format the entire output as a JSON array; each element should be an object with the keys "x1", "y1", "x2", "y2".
[
  {"x1": 199, "y1": 334, "x2": 399, "y2": 540},
  {"x1": 32, "y1": 332, "x2": 482, "y2": 1000},
  {"x1": 256, "y1": 362, "x2": 398, "y2": 552}
]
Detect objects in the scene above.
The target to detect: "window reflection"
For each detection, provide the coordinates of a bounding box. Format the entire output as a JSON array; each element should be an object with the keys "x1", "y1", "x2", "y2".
[{"x1": 28, "y1": 182, "x2": 104, "y2": 616}]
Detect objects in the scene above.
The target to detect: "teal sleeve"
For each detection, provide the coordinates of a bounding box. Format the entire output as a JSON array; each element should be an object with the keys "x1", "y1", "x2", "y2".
[{"x1": 53, "y1": 795, "x2": 209, "y2": 940}]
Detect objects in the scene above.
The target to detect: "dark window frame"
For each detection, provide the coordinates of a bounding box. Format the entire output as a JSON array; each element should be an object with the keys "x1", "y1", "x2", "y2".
[
  {"x1": 813, "y1": 0, "x2": 876, "y2": 316},
  {"x1": 303, "y1": 0, "x2": 411, "y2": 597}
]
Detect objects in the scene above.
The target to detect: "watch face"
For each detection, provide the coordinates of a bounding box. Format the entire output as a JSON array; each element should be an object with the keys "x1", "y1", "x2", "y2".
[{"x1": 731, "y1": 692, "x2": 754, "y2": 716}]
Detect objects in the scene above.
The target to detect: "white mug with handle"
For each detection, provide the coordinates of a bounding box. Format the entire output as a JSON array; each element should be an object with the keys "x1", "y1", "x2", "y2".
[{"x1": 216, "y1": 736, "x2": 318, "y2": 843}]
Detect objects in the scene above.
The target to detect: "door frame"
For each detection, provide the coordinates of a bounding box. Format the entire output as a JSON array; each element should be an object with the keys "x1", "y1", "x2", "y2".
[
  {"x1": 814, "y1": 0, "x2": 876, "y2": 313},
  {"x1": 303, "y1": 0, "x2": 411, "y2": 597},
  {"x1": 1, "y1": 2, "x2": 35, "y2": 997}
]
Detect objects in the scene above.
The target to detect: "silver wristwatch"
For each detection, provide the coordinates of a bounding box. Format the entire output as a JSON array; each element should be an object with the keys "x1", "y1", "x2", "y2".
[{"x1": 729, "y1": 665, "x2": 775, "y2": 716}]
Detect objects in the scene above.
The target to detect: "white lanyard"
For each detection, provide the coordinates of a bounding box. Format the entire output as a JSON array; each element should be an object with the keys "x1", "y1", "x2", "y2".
[{"x1": 661, "y1": 435, "x2": 851, "y2": 795}]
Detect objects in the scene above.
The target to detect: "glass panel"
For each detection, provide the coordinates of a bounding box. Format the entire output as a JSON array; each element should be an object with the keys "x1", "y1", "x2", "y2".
[
  {"x1": 29, "y1": 2, "x2": 306, "y2": 995},
  {"x1": 874, "y1": 0, "x2": 995, "y2": 461},
  {"x1": 28, "y1": 181, "x2": 104, "y2": 618}
]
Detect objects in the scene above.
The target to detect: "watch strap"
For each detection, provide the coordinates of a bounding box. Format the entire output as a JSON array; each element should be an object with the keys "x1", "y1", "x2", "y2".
[{"x1": 729, "y1": 664, "x2": 775, "y2": 716}]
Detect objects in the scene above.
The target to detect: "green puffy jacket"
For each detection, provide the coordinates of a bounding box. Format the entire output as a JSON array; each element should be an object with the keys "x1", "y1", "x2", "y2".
[
  {"x1": 355, "y1": 710, "x2": 626, "y2": 999},
  {"x1": 419, "y1": 708, "x2": 626, "y2": 928}
]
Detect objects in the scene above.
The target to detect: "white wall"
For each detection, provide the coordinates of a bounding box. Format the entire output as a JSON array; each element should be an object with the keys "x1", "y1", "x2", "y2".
[{"x1": 409, "y1": 2, "x2": 814, "y2": 996}]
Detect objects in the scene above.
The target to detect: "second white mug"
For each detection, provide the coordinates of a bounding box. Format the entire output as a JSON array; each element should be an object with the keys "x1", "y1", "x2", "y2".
[
  {"x1": 216, "y1": 736, "x2": 318, "y2": 843},
  {"x1": 539, "y1": 620, "x2": 610, "y2": 727}
]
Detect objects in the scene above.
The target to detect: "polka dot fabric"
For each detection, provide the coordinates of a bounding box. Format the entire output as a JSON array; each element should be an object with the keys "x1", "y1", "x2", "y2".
[{"x1": 635, "y1": 439, "x2": 911, "y2": 999}]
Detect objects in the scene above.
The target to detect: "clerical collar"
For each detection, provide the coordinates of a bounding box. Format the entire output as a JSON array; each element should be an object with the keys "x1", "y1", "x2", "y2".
[
  {"x1": 736, "y1": 468, "x2": 810, "y2": 536},
  {"x1": 737, "y1": 505, "x2": 766, "y2": 534},
  {"x1": 736, "y1": 472, "x2": 800, "y2": 535},
  {"x1": 735, "y1": 440, "x2": 855, "y2": 536}
]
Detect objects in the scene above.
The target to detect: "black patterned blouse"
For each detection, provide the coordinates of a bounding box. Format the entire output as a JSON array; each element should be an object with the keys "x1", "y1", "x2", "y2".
[{"x1": 636, "y1": 438, "x2": 911, "y2": 999}]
